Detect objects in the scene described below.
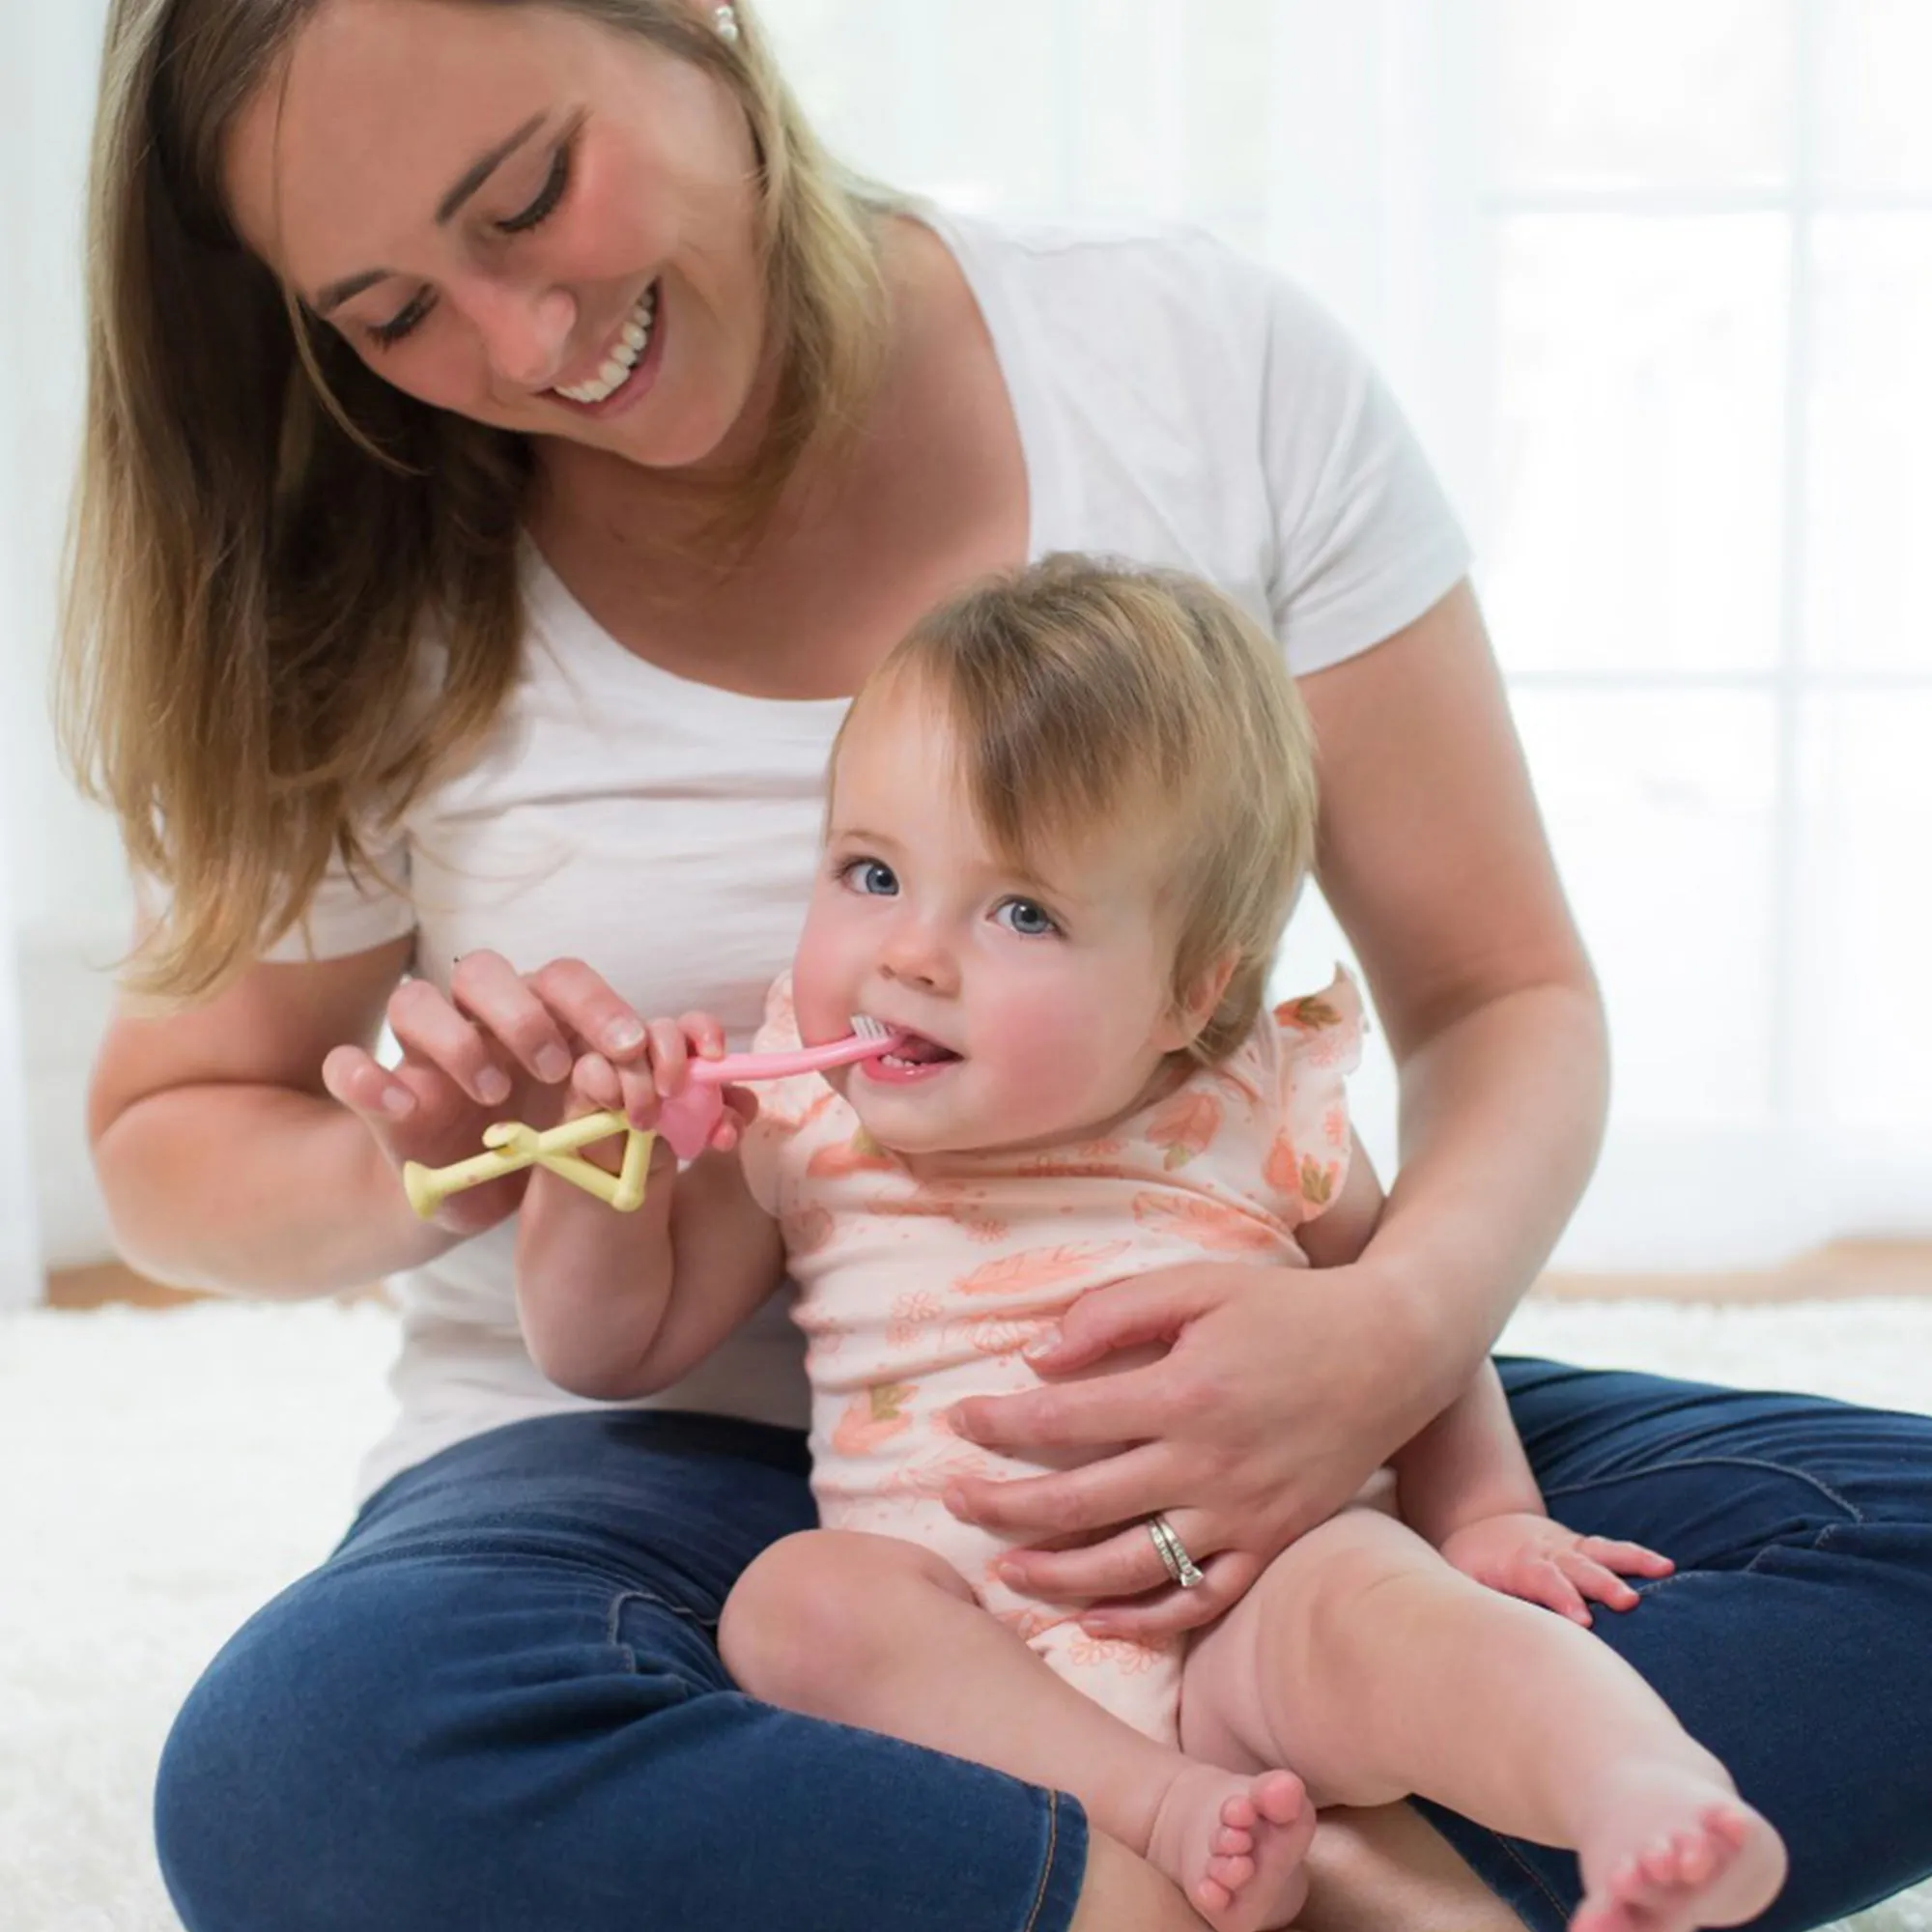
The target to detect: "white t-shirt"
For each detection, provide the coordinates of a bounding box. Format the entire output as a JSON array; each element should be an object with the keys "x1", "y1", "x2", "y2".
[{"x1": 273, "y1": 208, "x2": 1471, "y2": 1502}]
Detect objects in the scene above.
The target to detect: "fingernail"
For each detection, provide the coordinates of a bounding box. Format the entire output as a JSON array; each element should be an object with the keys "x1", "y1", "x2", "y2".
[
  {"x1": 1022, "y1": 1328, "x2": 1061, "y2": 1361},
  {"x1": 995, "y1": 1560, "x2": 1027, "y2": 1588},
  {"x1": 535, "y1": 1046, "x2": 570, "y2": 1083},
  {"x1": 478, "y1": 1068, "x2": 512, "y2": 1105},
  {"x1": 1083, "y1": 1620, "x2": 1116, "y2": 1640},
  {"x1": 382, "y1": 1086, "x2": 415, "y2": 1120},
  {"x1": 607, "y1": 1020, "x2": 646, "y2": 1053},
  {"x1": 943, "y1": 1485, "x2": 969, "y2": 1518}
]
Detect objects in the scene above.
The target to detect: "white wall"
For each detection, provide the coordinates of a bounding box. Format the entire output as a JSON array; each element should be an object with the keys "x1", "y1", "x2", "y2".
[
  {"x1": 9, "y1": 1, "x2": 1931, "y2": 1281},
  {"x1": 2, "y1": 0, "x2": 131, "y2": 1276}
]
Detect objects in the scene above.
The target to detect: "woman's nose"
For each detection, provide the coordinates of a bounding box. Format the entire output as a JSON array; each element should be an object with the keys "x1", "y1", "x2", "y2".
[{"x1": 458, "y1": 279, "x2": 577, "y2": 392}]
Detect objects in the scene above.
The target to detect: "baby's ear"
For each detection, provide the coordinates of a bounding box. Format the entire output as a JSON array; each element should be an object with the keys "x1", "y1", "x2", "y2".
[{"x1": 1155, "y1": 950, "x2": 1239, "y2": 1054}]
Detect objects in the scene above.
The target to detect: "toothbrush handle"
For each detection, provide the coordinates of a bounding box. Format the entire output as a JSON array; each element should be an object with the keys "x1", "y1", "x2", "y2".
[
  {"x1": 659, "y1": 1034, "x2": 895, "y2": 1159},
  {"x1": 689, "y1": 1035, "x2": 895, "y2": 1086}
]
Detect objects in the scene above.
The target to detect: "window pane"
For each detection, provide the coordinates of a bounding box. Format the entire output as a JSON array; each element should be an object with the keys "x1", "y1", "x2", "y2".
[
  {"x1": 1803, "y1": 694, "x2": 1932, "y2": 1125},
  {"x1": 1489, "y1": 216, "x2": 1789, "y2": 673},
  {"x1": 766, "y1": 0, "x2": 1067, "y2": 209},
  {"x1": 1496, "y1": 0, "x2": 1794, "y2": 191},
  {"x1": 1816, "y1": 0, "x2": 1932, "y2": 191},
  {"x1": 1514, "y1": 692, "x2": 1778, "y2": 1121},
  {"x1": 1805, "y1": 214, "x2": 1932, "y2": 672}
]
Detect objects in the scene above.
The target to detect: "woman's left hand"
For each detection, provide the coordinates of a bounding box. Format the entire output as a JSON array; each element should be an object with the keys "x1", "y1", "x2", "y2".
[{"x1": 942, "y1": 1258, "x2": 1432, "y2": 1639}]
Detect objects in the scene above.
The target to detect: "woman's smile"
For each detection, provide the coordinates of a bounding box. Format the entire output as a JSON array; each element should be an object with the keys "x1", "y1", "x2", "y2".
[{"x1": 552, "y1": 281, "x2": 662, "y2": 412}]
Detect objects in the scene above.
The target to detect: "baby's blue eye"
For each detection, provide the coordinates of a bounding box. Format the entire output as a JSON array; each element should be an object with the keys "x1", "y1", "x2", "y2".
[
  {"x1": 996, "y1": 898, "x2": 1057, "y2": 938},
  {"x1": 845, "y1": 859, "x2": 898, "y2": 896}
]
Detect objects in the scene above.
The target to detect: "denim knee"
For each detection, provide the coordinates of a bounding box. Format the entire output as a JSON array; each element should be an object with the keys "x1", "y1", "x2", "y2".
[{"x1": 155, "y1": 1577, "x2": 438, "y2": 1932}]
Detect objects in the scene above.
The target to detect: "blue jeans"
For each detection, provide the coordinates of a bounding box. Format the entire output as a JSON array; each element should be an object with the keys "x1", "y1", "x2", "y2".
[{"x1": 155, "y1": 1363, "x2": 1932, "y2": 1931}]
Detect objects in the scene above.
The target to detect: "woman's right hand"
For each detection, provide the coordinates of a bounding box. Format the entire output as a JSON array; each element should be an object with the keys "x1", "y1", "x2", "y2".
[{"x1": 320, "y1": 951, "x2": 654, "y2": 1236}]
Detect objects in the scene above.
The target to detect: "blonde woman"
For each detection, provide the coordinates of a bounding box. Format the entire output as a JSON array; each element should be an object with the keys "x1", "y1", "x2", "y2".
[{"x1": 65, "y1": 4, "x2": 1932, "y2": 1930}]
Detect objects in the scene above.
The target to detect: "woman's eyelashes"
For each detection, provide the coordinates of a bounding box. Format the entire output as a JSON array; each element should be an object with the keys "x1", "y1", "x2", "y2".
[
  {"x1": 369, "y1": 292, "x2": 434, "y2": 349},
  {"x1": 365, "y1": 133, "x2": 578, "y2": 350},
  {"x1": 497, "y1": 137, "x2": 573, "y2": 237}
]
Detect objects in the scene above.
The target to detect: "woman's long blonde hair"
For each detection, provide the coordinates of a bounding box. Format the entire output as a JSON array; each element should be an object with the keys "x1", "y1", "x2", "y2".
[{"x1": 60, "y1": 0, "x2": 890, "y2": 1001}]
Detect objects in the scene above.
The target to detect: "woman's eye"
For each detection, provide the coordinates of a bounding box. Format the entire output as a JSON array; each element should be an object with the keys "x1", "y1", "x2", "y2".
[
  {"x1": 841, "y1": 859, "x2": 898, "y2": 896},
  {"x1": 369, "y1": 291, "x2": 435, "y2": 349},
  {"x1": 996, "y1": 898, "x2": 1058, "y2": 938},
  {"x1": 498, "y1": 141, "x2": 572, "y2": 236}
]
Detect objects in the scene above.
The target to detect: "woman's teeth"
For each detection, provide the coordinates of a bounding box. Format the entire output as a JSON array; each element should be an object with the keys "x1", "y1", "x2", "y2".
[{"x1": 555, "y1": 287, "x2": 657, "y2": 405}]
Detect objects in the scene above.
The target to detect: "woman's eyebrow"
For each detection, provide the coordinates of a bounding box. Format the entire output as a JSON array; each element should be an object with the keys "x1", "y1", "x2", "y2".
[
  {"x1": 310, "y1": 111, "x2": 548, "y2": 315},
  {"x1": 433, "y1": 111, "x2": 547, "y2": 224}
]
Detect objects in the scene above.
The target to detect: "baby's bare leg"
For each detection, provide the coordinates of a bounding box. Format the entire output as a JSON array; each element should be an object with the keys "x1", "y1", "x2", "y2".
[
  {"x1": 1180, "y1": 1510, "x2": 1785, "y2": 1932},
  {"x1": 722, "y1": 1528, "x2": 1312, "y2": 1932}
]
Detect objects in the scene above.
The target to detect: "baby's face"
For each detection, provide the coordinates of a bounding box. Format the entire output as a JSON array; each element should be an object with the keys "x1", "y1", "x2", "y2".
[{"x1": 792, "y1": 679, "x2": 1195, "y2": 1157}]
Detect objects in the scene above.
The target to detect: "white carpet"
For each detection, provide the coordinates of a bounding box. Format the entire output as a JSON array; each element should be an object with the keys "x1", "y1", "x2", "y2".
[{"x1": 4, "y1": 1296, "x2": 1930, "y2": 1932}]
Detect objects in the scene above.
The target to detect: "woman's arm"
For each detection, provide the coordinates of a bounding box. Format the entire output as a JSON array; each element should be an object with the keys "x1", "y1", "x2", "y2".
[
  {"x1": 89, "y1": 939, "x2": 452, "y2": 1294},
  {"x1": 1309, "y1": 578, "x2": 1607, "y2": 1411},
  {"x1": 88, "y1": 942, "x2": 661, "y2": 1296}
]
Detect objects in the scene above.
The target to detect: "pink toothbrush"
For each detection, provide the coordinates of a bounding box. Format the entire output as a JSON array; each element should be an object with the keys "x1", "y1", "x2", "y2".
[{"x1": 654, "y1": 1015, "x2": 901, "y2": 1158}]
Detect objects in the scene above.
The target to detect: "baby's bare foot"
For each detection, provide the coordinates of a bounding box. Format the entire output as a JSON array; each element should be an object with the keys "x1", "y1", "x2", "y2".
[
  {"x1": 1571, "y1": 1764, "x2": 1786, "y2": 1932},
  {"x1": 1146, "y1": 1765, "x2": 1314, "y2": 1932}
]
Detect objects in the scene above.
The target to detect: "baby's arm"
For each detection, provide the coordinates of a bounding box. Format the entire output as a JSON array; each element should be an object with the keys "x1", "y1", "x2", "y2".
[
  {"x1": 516, "y1": 1021, "x2": 783, "y2": 1402},
  {"x1": 1293, "y1": 1129, "x2": 1671, "y2": 1621},
  {"x1": 1392, "y1": 1360, "x2": 1673, "y2": 1625}
]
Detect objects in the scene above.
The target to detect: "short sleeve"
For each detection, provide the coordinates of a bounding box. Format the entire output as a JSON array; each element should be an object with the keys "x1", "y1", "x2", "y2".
[
  {"x1": 129, "y1": 825, "x2": 415, "y2": 968},
  {"x1": 1263, "y1": 967, "x2": 1365, "y2": 1226},
  {"x1": 1260, "y1": 277, "x2": 1472, "y2": 677},
  {"x1": 737, "y1": 973, "x2": 809, "y2": 1216},
  {"x1": 258, "y1": 829, "x2": 416, "y2": 963}
]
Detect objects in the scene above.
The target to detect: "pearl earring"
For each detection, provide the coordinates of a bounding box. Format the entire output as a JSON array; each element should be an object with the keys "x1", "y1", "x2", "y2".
[{"x1": 713, "y1": 5, "x2": 740, "y2": 43}]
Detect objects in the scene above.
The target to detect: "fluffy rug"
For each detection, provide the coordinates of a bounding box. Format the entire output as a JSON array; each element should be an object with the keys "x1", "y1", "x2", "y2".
[{"x1": 4, "y1": 1295, "x2": 1930, "y2": 1932}]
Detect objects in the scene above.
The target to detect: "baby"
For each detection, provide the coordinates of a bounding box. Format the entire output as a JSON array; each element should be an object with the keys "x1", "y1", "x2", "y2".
[{"x1": 515, "y1": 558, "x2": 1786, "y2": 1932}]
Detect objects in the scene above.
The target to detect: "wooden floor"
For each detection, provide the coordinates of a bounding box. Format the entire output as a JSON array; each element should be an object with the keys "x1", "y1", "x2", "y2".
[{"x1": 43, "y1": 1240, "x2": 1932, "y2": 1311}]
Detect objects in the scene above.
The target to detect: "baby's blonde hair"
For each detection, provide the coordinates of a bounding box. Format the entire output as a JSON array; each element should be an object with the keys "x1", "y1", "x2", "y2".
[{"x1": 838, "y1": 556, "x2": 1320, "y2": 1064}]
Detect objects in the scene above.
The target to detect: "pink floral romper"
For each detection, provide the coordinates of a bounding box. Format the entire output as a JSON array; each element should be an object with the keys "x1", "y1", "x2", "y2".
[{"x1": 739, "y1": 970, "x2": 1362, "y2": 1745}]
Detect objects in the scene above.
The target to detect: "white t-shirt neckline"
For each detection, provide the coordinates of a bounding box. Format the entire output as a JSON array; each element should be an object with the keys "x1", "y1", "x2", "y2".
[{"x1": 520, "y1": 201, "x2": 1055, "y2": 720}]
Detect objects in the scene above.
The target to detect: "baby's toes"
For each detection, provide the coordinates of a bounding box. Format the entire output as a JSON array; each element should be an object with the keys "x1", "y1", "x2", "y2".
[
  {"x1": 1610, "y1": 1851, "x2": 1659, "y2": 1904},
  {"x1": 1253, "y1": 1770, "x2": 1306, "y2": 1825},
  {"x1": 1219, "y1": 1792, "x2": 1258, "y2": 1833},
  {"x1": 1207, "y1": 1852, "x2": 1256, "y2": 1895},
  {"x1": 1673, "y1": 1829, "x2": 1719, "y2": 1888},
  {"x1": 1571, "y1": 1902, "x2": 1633, "y2": 1932},
  {"x1": 1704, "y1": 1804, "x2": 1750, "y2": 1852},
  {"x1": 1194, "y1": 1875, "x2": 1235, "y2": 1918},
  {"x1": 1213, "y1": 1822, "x2": 1255, "y2": 1858}
]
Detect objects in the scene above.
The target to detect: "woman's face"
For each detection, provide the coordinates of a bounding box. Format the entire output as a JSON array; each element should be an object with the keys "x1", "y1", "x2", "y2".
[{"x1": 225, "y1": 0, "x2": 768, "y2": 471}]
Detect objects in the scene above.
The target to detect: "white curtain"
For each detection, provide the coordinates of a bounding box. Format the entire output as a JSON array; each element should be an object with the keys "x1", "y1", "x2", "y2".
[
  {"x1": 6, "y1": 1, "x2": 1928, "y2": 1282},
  {"x1": 764, "y1": 0, "x2": 1932, "y2": 1271}
]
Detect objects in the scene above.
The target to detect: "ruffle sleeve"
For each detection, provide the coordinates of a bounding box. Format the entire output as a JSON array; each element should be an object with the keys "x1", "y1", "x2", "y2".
[{"x1": 1261, "y1": 967, "x2": 1365, "y2": 1227}]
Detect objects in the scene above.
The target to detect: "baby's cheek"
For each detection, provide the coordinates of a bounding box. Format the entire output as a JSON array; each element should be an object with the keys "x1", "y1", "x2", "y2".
[
  {"x1": 789, "y1": 932, "x2": 846, "y2": 1043},
  {"x1": 986, "y1": 1004, "x2": 1118, "y2": 1100}
]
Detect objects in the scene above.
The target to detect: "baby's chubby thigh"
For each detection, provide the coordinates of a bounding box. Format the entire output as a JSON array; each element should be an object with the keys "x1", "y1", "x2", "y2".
[{"x1": 1178, "y1": 1506, "x2": 1448, "y2": 1807}]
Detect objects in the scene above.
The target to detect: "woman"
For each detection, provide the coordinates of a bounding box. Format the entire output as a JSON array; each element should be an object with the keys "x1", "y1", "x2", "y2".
[{"x1": 66, "y1": 3, "x2": 1932, "y2": 1929}]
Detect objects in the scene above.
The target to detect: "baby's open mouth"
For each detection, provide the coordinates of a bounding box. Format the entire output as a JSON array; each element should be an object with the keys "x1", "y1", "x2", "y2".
[
  {"x1": 880, "y1": 1031, "x2": 960, "y2": 1068},
  {"x1": 852, "y1": 1016, "x2": 961, "y2": 1071}
]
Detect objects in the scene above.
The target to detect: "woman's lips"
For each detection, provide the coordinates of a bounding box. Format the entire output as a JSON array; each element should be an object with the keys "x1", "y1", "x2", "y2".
[{"x1": 550, "y1": 282, "x2": 665, "y2": 419}]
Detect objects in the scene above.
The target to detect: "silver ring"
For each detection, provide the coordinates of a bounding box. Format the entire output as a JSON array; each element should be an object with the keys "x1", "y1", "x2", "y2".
[{"x1": 1146, "y1": 1514, "x2": 1208, "y2": 1589}]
